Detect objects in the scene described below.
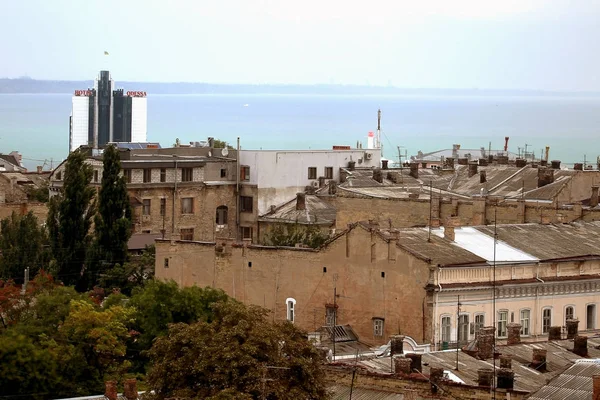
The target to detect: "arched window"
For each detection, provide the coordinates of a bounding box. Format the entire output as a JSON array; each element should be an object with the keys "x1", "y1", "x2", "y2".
[
  {"x1": 216, "y1": 206, "x2": 228, "y2": 225},
  {"x1": 542, "y1": 307, "x2": 552, "y2": 333},
  {"x1": 286, "y1": 298, "x2": 296, "y2": 323},
  {"x1": 565, "y1": 306, "x2": 575, "y2": 325}
]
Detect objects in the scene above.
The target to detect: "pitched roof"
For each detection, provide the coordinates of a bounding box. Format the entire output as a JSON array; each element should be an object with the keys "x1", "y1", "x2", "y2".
[
  {"x1": 528, "y1": 360, "x2": 600, "y2": 400},
  {"x1": 259, "y1": 195, "x2": 336, "y2": 225}
]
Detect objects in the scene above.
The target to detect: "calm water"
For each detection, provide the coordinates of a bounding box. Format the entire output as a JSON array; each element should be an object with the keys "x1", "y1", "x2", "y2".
[{"x1": 1, "y1": 93, "x2": 600, "y2": 169}]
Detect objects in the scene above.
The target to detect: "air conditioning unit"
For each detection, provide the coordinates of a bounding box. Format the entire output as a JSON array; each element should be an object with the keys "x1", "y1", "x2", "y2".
[{"x1": 365, "y1": 152, "x2": 373, "y2": 160}]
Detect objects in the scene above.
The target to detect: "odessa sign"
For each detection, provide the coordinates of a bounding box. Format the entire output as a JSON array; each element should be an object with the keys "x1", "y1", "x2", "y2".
[
  {"x1": 127, "y1": 91, "x2": 147, "y2": 97},
  {"x1": 74, "y1": 90, "x2": 93, "y2": 96}
]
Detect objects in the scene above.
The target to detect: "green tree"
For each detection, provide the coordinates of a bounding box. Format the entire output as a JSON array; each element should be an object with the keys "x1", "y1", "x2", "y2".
[
  {"x1": 25, "y1": 181, "x2": 50, "y2": 203},
  {"x1": 99, "y1": 245, "x2": 155, "y2": 296},
  {"x1": 264, "y1": 222, "x2": 329, "y2": 249},
  {"x1": 92, "y1": 145, "x2": 132, "y2": 274},
  {"x1": 0, "y1": 211, "x2": 49, "y2": 281},
  {"x1": 213, "y1": 138, "x2": 234, "y2": 149},
  {"x1": 47, "y1": 150, "x2": 96, "y2": 290},
  {"x1": 146, "y1": 301, "x2": 328, "y2": 400}
]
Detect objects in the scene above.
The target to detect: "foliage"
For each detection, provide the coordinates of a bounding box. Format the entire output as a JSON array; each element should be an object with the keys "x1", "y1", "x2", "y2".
[
  {"x1": 99, "y1": 245, "x2": 155, "y2": 296},
  {"x1": 25, "y1": 181, "x2": 50, "y2": 203},
  {"x1": 146, "y1": 301, "x2": 328, "y2": 400},
  {"x1": 0, "y1": 211, "x2": 49, "y2": 281},
  {"x1": 92, "y1": 145, "x2": 132, "y2": 274},
  {"x1": 47, "y1": 150, "x2": 96, "y2": 290},
  {"x1": 213, "y1": 138, "x2": 234, "y2": 149},
  {"x1": 264, "y1": 222, "x2": 329, "y2": 249}
]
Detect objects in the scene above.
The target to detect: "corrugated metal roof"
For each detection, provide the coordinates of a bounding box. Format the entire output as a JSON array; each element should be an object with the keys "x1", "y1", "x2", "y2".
[
  {"x1": 431, "y1": 227, "x2": 538, "y2": 263},
  {"x1": 328, "y1": 384, "x2": 405, "y2": 399},
  {"x1": 528, "y1": 360, "x2": 600, "y2": 399},
  {"x1": 259, "y1": 195, "x2": 336, "y2": 225}
]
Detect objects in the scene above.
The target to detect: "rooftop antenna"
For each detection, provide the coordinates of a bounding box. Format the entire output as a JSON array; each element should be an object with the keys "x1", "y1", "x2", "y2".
[
  {"x1": 377, "y1": 109, "x2": 382, "y2": 149},
  {"x1": 428, "y1": 180, "x2": 433, "y2": 242}
]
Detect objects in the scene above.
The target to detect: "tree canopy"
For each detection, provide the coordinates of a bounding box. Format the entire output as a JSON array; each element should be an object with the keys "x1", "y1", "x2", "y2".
[{"x1": 264, "y1": 222, "x2": 329, "y2": 249}]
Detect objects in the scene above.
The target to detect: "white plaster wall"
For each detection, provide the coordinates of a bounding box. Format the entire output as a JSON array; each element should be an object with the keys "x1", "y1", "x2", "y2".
[{"x1": 70, "y1": 96, "x2": 90, "y2": 152}]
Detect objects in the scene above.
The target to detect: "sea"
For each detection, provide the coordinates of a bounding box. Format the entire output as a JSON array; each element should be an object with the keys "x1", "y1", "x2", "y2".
[{"x1": 1, "y1": 93, "x2": 600, "y2": 170}]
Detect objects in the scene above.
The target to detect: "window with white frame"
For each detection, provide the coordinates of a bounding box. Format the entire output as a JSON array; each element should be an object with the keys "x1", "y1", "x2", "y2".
[
  {"x1": 458, "y1": 314, "x2": 469, "y2": 344},
  {"x1": 565, "y1": 306, "x2": 574, "y2": 325},
  {"x1": 498, "y1": 310, "x2": 508, "y2": 337},
  {"x1": 373, "y1": 318, "x2": 384, "y2": 337},
  {"x1": 441, "y1": 316, "x2": 451, "y2": 343},
  {"x1": 474, "y1": 314, "x2": 485, "y2": 336},
  {"x1": 542, "y1": 308, "x2": 552, "y2": 334},
  {"x1": 520, "y1": 309, "x2": 531, "y2": 336},
  {"x1": 286, "y1": 298, "x2": 296, "y2": 323}
]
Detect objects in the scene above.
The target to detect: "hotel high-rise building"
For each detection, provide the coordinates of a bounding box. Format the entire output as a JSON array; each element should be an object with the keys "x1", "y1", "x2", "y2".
[{"x1": 69, "y1": 70, "x2": 147, "y2": 152}]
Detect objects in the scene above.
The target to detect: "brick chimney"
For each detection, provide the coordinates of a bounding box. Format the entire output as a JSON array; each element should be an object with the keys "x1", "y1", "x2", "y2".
[
  {"x1": 500, "y1": 354, "x2": 512, "y2": 369},
  {"x1": 538, "y1": 167, "x2": 555, "y2": 187},
  {"x1": 548, "y1": 326, "x2": 562, "y2": 340},
  {"x1": 394, "y1": 357, "x2": 412, "y2": 375},
  {"x1": 382, "y1": 160, "x2": 389, "y2": 170},
  {"x1": 574, "y1": 335, "x2": 588, "y2": 357},
  {"x1": 124, "y1": 378, "x2": 138, "y2": 400},
  {"x1": 444, "y1": 226, "x2": 455, "y2": 241},
  {"x1": 373, "y1": 168, "x2": 383, "y2": 183},
  {"x1": 551, "y1": 160, "x2": 561, "y2": 169},
  {"x1": 507, "y1": 323, "x2": 522, "y2": 345},
  {"x1": 36, "y1": 166, "x2": 43, "y2": 173},
  {"x1": 105, "y1": 381, "x2": 118, "y2": 400},
  {"x1": 468, "y1": 162, "x2": 478, "y2": 177},
  {"x1": 390, "y1": 335, "x2": 405, "y2": 356},
  {"x1": 574, "y1": 163, "x2": 584, "y2": 171},
  {"x1": 328, "y1": 181, "x2": 337, "y2": 195},
  {"x1": 296, "y1": 192, "x2": 306, "y2": 210},
  {"x1": 531, "y1": 348, "x2": 547, "y2": 372},
  {"x1": 477, "y1": 368, "x2": 494, "y2": 387},
  {"x1": 593, "y1": 375, "x2": 600, "y2": 400},
  {"x1": 405, "y1": 353, "x2": 422, "y2": 372},
  {"x1": 409, "y1": 163, "x2": 419, "y2": 179},
  {"x1": 566, "y1": 319, "x2": 579, "y2": 339},
  {"x1": 477, "y1": 326, "x2": 496, "y2": 359},
  {"x1": 515, "y1": 158, "x2": 527, "y2": 168},
  {"x1": 591, "y1": 186, "x2": 599, "y2": 208},
  {"x1": 497, "y1": 368, "x2": 515, "y2": 390}
]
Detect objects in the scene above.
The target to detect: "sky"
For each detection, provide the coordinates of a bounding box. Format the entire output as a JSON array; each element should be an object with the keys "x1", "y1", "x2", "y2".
[{"x1": 2, "y1": 0, "x2": 600, "y2": 91}]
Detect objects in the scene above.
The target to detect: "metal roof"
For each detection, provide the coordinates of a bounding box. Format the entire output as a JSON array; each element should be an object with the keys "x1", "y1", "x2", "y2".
[
  {"x1": 528, "y1": 359, "x2": 600, "y2": 400},
  {"x1": 328, "y1": 384, "x2": 405, "y2": 399},
  {"x1": 259, "y1": 195, "x2": 336, "y2": 225}
]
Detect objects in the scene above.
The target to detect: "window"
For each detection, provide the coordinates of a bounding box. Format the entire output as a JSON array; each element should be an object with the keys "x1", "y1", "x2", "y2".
[
  {"x1": 160, "y1": 198, "x2": 166, "y2": 216},
  {"x1": 56, "y1": 171, "x2": 62, "y2": 180},
  {"x1": 565, "y1": 306, "x2": 574, "y2": 324},
  {"x1": 325, "y1": 305, "x2": 336, "y2": 326},
  {"x1": 220, "y1": 168, "x2": 227, "y2": 178},
  {"x1": 498, "y1": 310, "x2": 508, "y2": 337},
  {"x1": 124, "y1": 169, "x2": 132, "y2": 183},
  {"x1": 143, "y1": 169, "x2": 152, "y2": 183},
  {"x1": 286, "y1": 298, "x2": 296, "y2": 323},
  {"x1": 216, "y1": 206, "x2": 228, "y2": 225},
  {"x1": 164, "y1": 258, "x2": 169, "y2": 268},
  {"x1": 142, "y1": 199, "x2": 151, "y2": 216},
  {"x1": 180, "y1": 228, "x2": 194, "y2": 241},
  {"x1": 587, "y1": 304, "x2": 596, "y2": 330},
  {"x1": 242, "y1": 226, "x2": 253, "y2": 239},
  {"x1": 160, "y1": 168, "x2": 166, "y2": 182},
  {"x1": 373, "y1": 318, "x2": 384, "y2": 337},
  {"x1": 181, "y1": 197, "x2": 194, "y2": 214},
  {"x1": 441, "y1": 316, "x2": 451, "y2": 343},
  {"x1": 458, "y1": 314, "x2": 469, "y2": 344},
  {"x1": 308, "y1": 167, "x2": 317, "y2": 179},
  {"x1": 474, "y1": 314, "x2": 485, "y2": 335},
  {"x1": 142, "y1": 230, "x2": 151, "y2": 233},
  {"x1": 324, "y1": 167, "x2": 333, "y2": 179},
  {"x1": 240, "y1": 166, "x2": 250, "y2": 181},
  {"x1": 542, "y1": 308, "x2": 552, "y2": 334},
  {"x1": 520, "y1": 309, "x2": 531, "y2": 336},
  {"x1": 181, "y1": 168, "x2": 193, "y2": 182},
  {"x1": 240, "y1": 196, "x2": 253, "y2": 213},
  {"x1": 93, "y1": 170, "x2": 99, "y2": 182}
]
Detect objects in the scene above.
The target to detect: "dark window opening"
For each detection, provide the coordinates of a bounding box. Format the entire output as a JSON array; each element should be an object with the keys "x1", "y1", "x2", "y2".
[
  {"x1": 143, "y1": 169, "x2": 152, "y2": 183},
  {"x1": 220, "y1": 168, "x2": 227, "y2": 178},
  {"x1": 181, "y1": 168, "x2": 193, "y2": 182},
  {"x1": 240, "y1": 196, "x2": 253, "y2": 212},
  {"x1": 308, "y1": 167, "x2": 317, "y2": 179},
  {"x1": 180, "y1": 228, "x2": 194, "y2": 241},
  {"x1": 325, "y1": 167, "x2": 333, "y2": 179},
  {"x1": 160, "y1": 168, "x2": 166, "y2": 182}
]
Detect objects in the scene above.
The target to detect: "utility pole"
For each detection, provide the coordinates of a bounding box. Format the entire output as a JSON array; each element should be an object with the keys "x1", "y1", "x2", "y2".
[
  {"x1": 428, "y1": 180, "x2": 433, "y2": 242},
  {"x1": 333, "y1": 286, "x2": 337, "y2": 361}
]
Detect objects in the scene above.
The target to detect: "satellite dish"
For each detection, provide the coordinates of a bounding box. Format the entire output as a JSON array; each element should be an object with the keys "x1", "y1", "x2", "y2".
[
  {"x1": 208, "y1": 151, "x2": 212, "y2": 158},
  {"x1": 221, "y1": 148, "x2": 229, "y2": 157}
]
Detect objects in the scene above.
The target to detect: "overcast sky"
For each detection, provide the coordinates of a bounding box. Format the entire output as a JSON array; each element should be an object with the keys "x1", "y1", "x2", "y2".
[{"x1": 3, "y1": 0, "x2": 600, "y2": 90}]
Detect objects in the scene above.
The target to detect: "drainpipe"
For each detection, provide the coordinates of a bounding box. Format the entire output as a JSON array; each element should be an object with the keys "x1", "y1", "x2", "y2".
[
  {"x1": 236, "y1": 137, "x2": 240, "y2": 241},
  {"x1": 172, "y1": 156, "x2": 178, "y2": 238}
]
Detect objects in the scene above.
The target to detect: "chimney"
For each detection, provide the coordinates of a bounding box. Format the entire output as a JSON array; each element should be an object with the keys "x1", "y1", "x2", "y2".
[
  {"x1": 105, "y1": 381, "x2": 118, "y2": 400},
  {"x1": 430, "y1": 367, "x2": 444, "y2": 387},
  {"x1": 328, "y1": 181, "x2": 337, "y2": 195},
  {"x1": 124, "y1": 378, "x2": 138, "y2": 400},
  {"x1": 444, "y1": 226, "x2": 455, "y2": 241},
  {"x1": 497, "y1": 368, "x2": 514, "y2": 390},
  {"x1": 296, "y1": 192, "x2": 306, "y2": 210},
  {"x1": 574, "y1": 163, "x2": 583, "y2": 171},
  {"x1": 409, "y1": 163, "x2": 419, "y2": 179},
  {"x1": 208, "y1": 137, "x2": 215, "y2": 148},
  {"x1": 591, "y1": 186, "x2": 599, "y2": 207},
  {"x1": 515, "y1": 158, "x2": 527, "y2": 168},
  {"x1": 382, "y1": 159, "x2": 389, "y2": 170},
  {"x1": 593, "y1": 375, "x2": 600, "y2": 400},
  {"x1": 479, "y1": 158, "x2": 488, "y2": 166},
  {"x1": 477, "y1": 326, "x2": 496, "y2": 359},
  {"x1": 531, "y1": 348, "x2": 547, "y2": 372},
  {"x1": 507, "y1": 323, "x2": 522, "y2": 345},
  {"x1": 497, "y1": 156, "x2": 509, "y2": 165},
  {"x1": 538, "y1": 167, "x2": 555, "y2": 187},
  {"x1": 551, "y1": 160, "x2": 561, "y2": 169},
  {"x1": 574, "y1": 335, "x2": 588, "y2": 357},
  {"x1": 468, "y1": 162, "x2": 478, "y2": 177},
  {"x1": 36, "y1": 166, "x2": 43, "y2": 173},
  {"x1": 504, "y1": 136, "x2": 509, "y2": 152},
  {"x1": 548, "y1": 326, "x2": 562, "y2": 340},
  {"x1": 445, "y1": 157, "x2": 455, "y2": 169},
  {"x1": 545, "y1": 146, "x2": 550, "y2": 162},
  {"x1": 348, "y1": 161, "x2": 356, "y2": 171},
  {"x1": 373, "y1": 168, "x2": 383, "y2": 183},
  {"x1": 477, "y1": 368, "x2": 494, "y2": 387},
  {"x1": 394, "y1": 357, "x2": 412, "y2": 375},
  {"x1": 405, "y1": 353, "x2": 422, "y2": 372},
  {"x1": 458, "y1": 157, "x2": 468, "y2": 166},
  {"x1": 566, "y1": 319, "x2": 579, "y2": 339},
  {"x1": 500, "y1": 354, "x2": 512, "y2": 369},
  {"x1": 480, "y1": 170, "x2": 487, "y2": 183},
  {"x1": 390, "y1": 335, "x2": 405, "y2": 356}
]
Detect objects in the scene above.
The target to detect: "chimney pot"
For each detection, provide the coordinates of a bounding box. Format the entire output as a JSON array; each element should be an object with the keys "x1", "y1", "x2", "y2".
[
  {"x1": 373, "y1": 168, "x2": 383, "y2": 183},
  {"x1": 468, "y1": 161, "x2": 478, "y2": 177},
  {"x1": 296, "y1": 192, "x2": 306, "y2": 210},
  {"x1": 105, "y1": 381, "x2": 118, "y2": 400},
  {"x1": 548, "y1": 326, "x2": 562, "y2": 340},
  {"x1": 566, "y1": 319, "x2": 579, "y2": 339},
  {"x1": 551, "y1": 160, "x2": 561, "y2": 169},
  {"x1": 515, "y1": 158, "x2": 527, "y2": 168},
  {"x1": 458, "y1": 157, "x2": 468, "y2": 165},
  {"x1": 390, "y1": 335, "x2": 405, "y2": 356},
  {"x1": 477, "y1": 326, "x2": 496, "y2": 359},
  {"x1": 381, "y1": 160, "x2": 389, "y2": 170},
  {"x1": 348, "y1": 161, "x2": 356, "y2": 171},
  {"x1": 124, "y1": 378, "x2": 138, "y2": 400},
  {"x1": 36, "y1": 166, "x2": 43, "y2": 173},
  {"x1": 507, "y1": 323, "x2": 522, "y2": 345},
  {"x1": 531, "y1": 348, "x2": 547, "y2": 372},
  {"x1": 497, "y1": 368, "x2": 515, "y2": 390},
  {"x1": 500, "y1": 354, "x2": 512, "y2": 369},
  {"x1": 328, "y1": 181, "x2": 337, "y2": 195}
]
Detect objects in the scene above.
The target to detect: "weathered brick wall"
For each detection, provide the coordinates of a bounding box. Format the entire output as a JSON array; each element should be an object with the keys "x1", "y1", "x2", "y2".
[
  {"x1": 155, "y1": 225, "x2": 432, "y2": 346},
  {"x1": 0, "y1": 202, "x2": 48, "y2": 224}
]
